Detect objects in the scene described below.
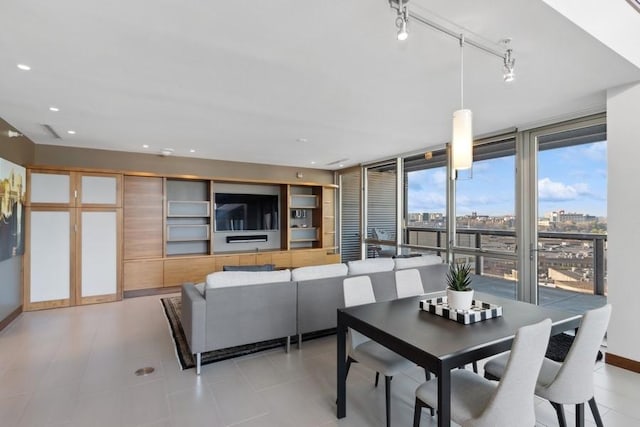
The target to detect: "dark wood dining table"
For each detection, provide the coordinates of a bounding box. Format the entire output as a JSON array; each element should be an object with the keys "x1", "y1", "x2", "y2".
[{"x1": 336, "y1": 292, "x2": 582, "y2": 427}]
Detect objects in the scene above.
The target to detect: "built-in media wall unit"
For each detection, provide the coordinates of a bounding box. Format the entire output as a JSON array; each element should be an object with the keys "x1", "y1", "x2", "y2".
[{"x1": 213, "y1": 183, "x2": 281, "y2": 252}]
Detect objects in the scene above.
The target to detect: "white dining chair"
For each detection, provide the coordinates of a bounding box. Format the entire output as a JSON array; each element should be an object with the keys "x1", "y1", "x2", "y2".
[
  {"x1": 394, "y1": 268, "x2": 425, "y2": 298},
  {"x1": 413, "y1": 318, "x2": 552, "y2": 427},
  {"x1": 343, "y1": 275, "x2": 427, "y2": 427},
  {"x1": 484, "y1": 304, "x2": 611, "y2": 427}
]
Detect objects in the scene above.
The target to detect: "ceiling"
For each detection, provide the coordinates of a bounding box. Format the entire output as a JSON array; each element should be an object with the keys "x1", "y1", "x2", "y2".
[{"x1": 1, "y1": 0, "x2": 639, "y2": 170}]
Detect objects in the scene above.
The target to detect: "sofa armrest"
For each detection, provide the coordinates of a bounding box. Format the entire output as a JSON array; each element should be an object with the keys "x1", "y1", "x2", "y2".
[{"x1": 181, "y1": 283, "x2": 207, "y2": 354}]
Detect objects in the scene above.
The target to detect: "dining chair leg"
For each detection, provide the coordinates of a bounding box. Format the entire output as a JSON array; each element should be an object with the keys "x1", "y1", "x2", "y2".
[
  {"x1": 575, "y1": 403, "x2": 585, "y2": 427},
  {"x1": 375, "y1": 372, "x2": 380, "y2": 387},
  {"x1": 385, "y1": 376, "x2": 391, "y2": 427},
  {"x1": 413, "y1": 397, "x2": 423, "y2": 427},
  {"x1": 550, "y1": 401, "x2": 567, "y2": 427},
  {"x1": 424, "y1": 368, "x2": 431, "y2": 381},
  {"x1": 345, "y1": 356, "x2": 355, "y2": 380},
  {"x1": 588, "y1": 397, "x2": 604, "y2": 427}
]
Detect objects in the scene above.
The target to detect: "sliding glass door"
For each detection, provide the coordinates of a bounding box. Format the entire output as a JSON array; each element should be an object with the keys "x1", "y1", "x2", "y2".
[{"x1": 526, "y1": 117, "x2": 608, "y2": 313}]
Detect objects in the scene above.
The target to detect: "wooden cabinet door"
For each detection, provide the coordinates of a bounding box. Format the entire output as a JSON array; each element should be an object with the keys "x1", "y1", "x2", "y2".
[
  {"x1": 164, "y1": 257, "x2": 216, "y2": 287},
  {"x1": 124, "y1": 260, "x2": 164, "y2": 291},
  {"x1": 123, "y1": 176, "x2": 164, "y2": 259},
  {"x1": 77, "y1": 173, "x2": 122, "y2": 208},
  {"x1": 27, "y1": 170, "x2": 74, "y2": 207},
  {"x1": 76, "y1": 209, "x2": 122, "y2": 304},
  {"x1": 24, "y1": 207, "x2": 74, "y2": 310}
]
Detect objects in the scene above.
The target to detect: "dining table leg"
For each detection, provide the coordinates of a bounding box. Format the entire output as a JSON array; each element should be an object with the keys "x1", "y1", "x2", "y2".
[
  {"x1": 437, "y1": 367, "x2": 451, "y2": 427},
  {"x1": 337, "y1": 313, "x2": 347, "y2": 419}
]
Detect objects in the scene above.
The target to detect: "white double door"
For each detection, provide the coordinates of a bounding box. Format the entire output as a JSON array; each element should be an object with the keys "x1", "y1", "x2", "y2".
[{"x1": 25, "y1": 171, "x2": 122, "y2": 310}]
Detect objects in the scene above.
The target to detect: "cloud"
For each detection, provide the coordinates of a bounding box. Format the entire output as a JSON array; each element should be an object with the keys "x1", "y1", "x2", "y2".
[
  {"x1": 581, "y1": 141, "x2": 607, "y2": 161},
  {"x1": 408, "y1": 190, "x2": 446, "y2": 212},
  {"x1": 538, "y1": 177, "x2": 592, "y2": 201}
]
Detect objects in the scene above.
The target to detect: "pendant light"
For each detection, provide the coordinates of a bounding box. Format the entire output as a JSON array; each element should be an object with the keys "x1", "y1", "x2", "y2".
[{"x1": 451, "y1": 34, "x2": 473, "y2": 172}]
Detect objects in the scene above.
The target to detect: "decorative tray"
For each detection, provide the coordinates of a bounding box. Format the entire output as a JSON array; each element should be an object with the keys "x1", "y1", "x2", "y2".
[{"x1": 419, "y1": 297, "x2": 503, "y2": 324}]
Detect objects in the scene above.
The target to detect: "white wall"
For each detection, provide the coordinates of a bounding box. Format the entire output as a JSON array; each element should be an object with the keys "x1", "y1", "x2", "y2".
[
  {"x1": 606, "y1": 81, "x2": 640, "y2": 362},
  {"x1": 542, "y1": 0, "x2": 640, "y2": 68}
]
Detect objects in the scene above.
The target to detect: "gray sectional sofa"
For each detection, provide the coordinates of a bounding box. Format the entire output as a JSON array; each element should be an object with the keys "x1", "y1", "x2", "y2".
[{"x1": 181, "y1": 255, "x2": 448, "y2": 374}]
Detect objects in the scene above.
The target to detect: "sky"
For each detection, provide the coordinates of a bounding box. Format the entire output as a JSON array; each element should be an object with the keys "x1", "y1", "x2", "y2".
[{"x1": 407, "y1": 141, "x2": 607, "y2": 217}]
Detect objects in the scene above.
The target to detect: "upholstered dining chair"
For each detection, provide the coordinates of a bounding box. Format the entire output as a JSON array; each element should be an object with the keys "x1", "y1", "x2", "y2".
[
  {"x1": 394, "y1": 268, "x2": 425, "y2": 298},
  {"x1": 394, "y1": 269, "x2": 478, "y2": 374},
  {"x1": 484, "y1": 304, "x2": 611, "y2": 427},
  {"x1": 343, "y1": 275, "x2": 429, "y2": 427},
  {"x1": 413, "y1": 318, "x2": 552, "y2": 427}
]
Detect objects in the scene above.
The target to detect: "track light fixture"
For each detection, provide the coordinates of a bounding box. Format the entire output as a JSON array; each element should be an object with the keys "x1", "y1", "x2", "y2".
[
  {"x1": 388, "y1": 1, "x2": 516, "y2": 82},
  {"x1": 503, "y1": 48, "x2": 515, "y2": 82},
  {"x1": 391, "y1": 0, "x2": 409, "y2": 41}
]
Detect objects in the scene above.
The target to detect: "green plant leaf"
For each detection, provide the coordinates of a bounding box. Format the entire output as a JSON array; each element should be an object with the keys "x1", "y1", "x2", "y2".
[{"x1": 446, "y1": 262, "x2": 472, "y2": 291}]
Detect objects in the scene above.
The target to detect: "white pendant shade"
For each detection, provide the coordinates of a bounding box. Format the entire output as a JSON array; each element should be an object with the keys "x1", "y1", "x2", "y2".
[{"x1": 452, "y1": 109, "x2": 473, "y2": 170}]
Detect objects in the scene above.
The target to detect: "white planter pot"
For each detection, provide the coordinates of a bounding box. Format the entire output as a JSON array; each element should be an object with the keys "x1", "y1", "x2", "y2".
[{"x1": 446, "y1": 289, "x2": 474, "y2": 312}]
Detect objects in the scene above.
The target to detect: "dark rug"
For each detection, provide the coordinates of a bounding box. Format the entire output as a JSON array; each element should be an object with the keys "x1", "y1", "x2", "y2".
[
  {"x1": 546, "y1": 333, "x2": 604, "y2": 362},
  {"x1": 161, "y1": 296, "x2": 333, "y2": 370}
]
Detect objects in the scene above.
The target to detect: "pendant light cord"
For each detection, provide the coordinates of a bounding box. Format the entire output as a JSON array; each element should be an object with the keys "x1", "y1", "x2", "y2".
[{"x1": 460, "y1": 34, "x2": 464, "y2": 109}]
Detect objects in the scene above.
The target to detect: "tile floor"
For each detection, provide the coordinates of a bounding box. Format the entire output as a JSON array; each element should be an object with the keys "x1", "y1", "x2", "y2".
[{"x1": 0, "y1": 294, "x2": 639, "y2": 427}]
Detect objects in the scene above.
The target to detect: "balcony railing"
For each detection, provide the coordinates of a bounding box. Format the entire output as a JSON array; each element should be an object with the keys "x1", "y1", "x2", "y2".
[{"x1": 403, "y1": 226, "x2": 607, "y2": 296}]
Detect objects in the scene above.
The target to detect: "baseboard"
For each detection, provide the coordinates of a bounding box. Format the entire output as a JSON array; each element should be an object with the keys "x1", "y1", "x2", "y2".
[
  {"x1": 124, "y1": 287, "x2": 181, "y2": 298},
  {"x1": 0, "y1": 305, "x2": 22, "y2": 332},
  {"x1": 605, "y1": 352, "x2": 640, "y2": 373}
]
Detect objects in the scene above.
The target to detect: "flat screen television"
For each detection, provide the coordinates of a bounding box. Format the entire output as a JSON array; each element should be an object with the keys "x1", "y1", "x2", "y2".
[{"x1": 214, "y1": 193, "x2": 279, "y2": 231}]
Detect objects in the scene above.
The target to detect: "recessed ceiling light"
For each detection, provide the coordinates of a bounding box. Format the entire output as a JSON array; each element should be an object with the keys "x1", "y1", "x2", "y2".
[
  {"x1": 67, "y1": 130, "x2": 76, "y2": 135},
  {"x1": 17, "y1": 64, "x2": 31, "y2": 71},
  {"x1": 49, "y1": 106, "x2": 59, "y2": 112},
  {"x1": 190, "y1": 149, "x2": 196, "y2": 153},
  {"x1": 142, "y1": 144, "x2": 149, "y2": 148},
  {"x1": 296, "y1": 138, "x2": 308, "y2": 143},
  {"x1": 310, "y1": 161, "x2": 316, "y2": 165},
  {"x1": 338, "y1": 164, "x2": 344, "y2": 168}
]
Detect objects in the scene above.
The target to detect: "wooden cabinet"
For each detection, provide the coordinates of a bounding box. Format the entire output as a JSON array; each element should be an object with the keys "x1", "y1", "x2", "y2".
[
  {"x1": 164, "y1": 257, "x2": 216, "y2": 287},
  {"x1": 25, "y1": 167, "x2": 340, "y2": 301},
  {"x1": 291, "y1": 249, "x2": 328, "y2": 267},
  {"x1": 165, "y1": 179, "x2": 212, "y2": 257},
  {"x1": 288, "y1": 185, "x2": 322, "y2": 250},
  {"x1": 24, "y1": 207, "x2": 74, "y2": 310},
  {"x1": 123, "y1": 260, "x2": 164, "y2": 291},
  {"x1": 28, "y1": 170, "x2": 121, "y2": 208},
  {"x1": 322, "y1": 187, "x2": 336, "y2": 249},
  {"x1": 25, "y1": 170, "x2": 123, "y2": 310},
  {"x1": 124, "y1": 176, "x2": 163, "y2": 259}
]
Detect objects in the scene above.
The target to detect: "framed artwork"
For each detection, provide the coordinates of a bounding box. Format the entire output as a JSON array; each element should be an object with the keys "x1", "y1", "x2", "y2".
[{"x1": 0, "y1": 158, "x2": 26, "y2": 262}]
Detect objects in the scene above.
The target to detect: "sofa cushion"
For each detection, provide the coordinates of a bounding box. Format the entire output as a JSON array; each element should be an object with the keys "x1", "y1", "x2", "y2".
[
  {"x1": 394, "y1": 255, "x2": 442, "y2": 270},
  {"x1": 347, "y1": 258, "x2": 395, "y2": 275},
  {"x1": 292, "y1": 263, "x2": 348, "y2": 282},
  {"x1": 223, "y1": 264, "x2": 275, "y2": 272},
  {"x1": 205, "y1": 269, "x2": 291, "y2": 290}
]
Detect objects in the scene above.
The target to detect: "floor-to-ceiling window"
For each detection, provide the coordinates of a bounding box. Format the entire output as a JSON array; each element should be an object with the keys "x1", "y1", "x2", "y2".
[
  {"x1": 403, "y1": 148, "x2": 447, "y2": 257},
  {"x1": 529, "y1": 120, "x2": 607, "y2": 313},
  {"x1": 339, "y1": 168, "x2": 362, "y2": 263},
  {"x1": 452, "y1": 137, "x2": 518, "y2": 299},
  {"x1": 363, "y1": 160, "x2": 399, "y2": 258}
]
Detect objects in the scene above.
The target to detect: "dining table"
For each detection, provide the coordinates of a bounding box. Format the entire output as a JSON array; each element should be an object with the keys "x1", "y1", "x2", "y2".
[{"x1": 336, "y1": 292, "x2": 582, "y2": 427}]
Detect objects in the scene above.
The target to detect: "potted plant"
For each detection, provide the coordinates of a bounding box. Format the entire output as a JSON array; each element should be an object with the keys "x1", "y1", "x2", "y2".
[{"x1": 446, "y1": 263, "x2": 474, "y2": 311}]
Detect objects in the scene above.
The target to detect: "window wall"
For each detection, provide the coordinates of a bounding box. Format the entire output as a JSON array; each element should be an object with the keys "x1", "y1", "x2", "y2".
[{"x1": 340, "y1": 114, "x2": 607, "y2": 310}]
